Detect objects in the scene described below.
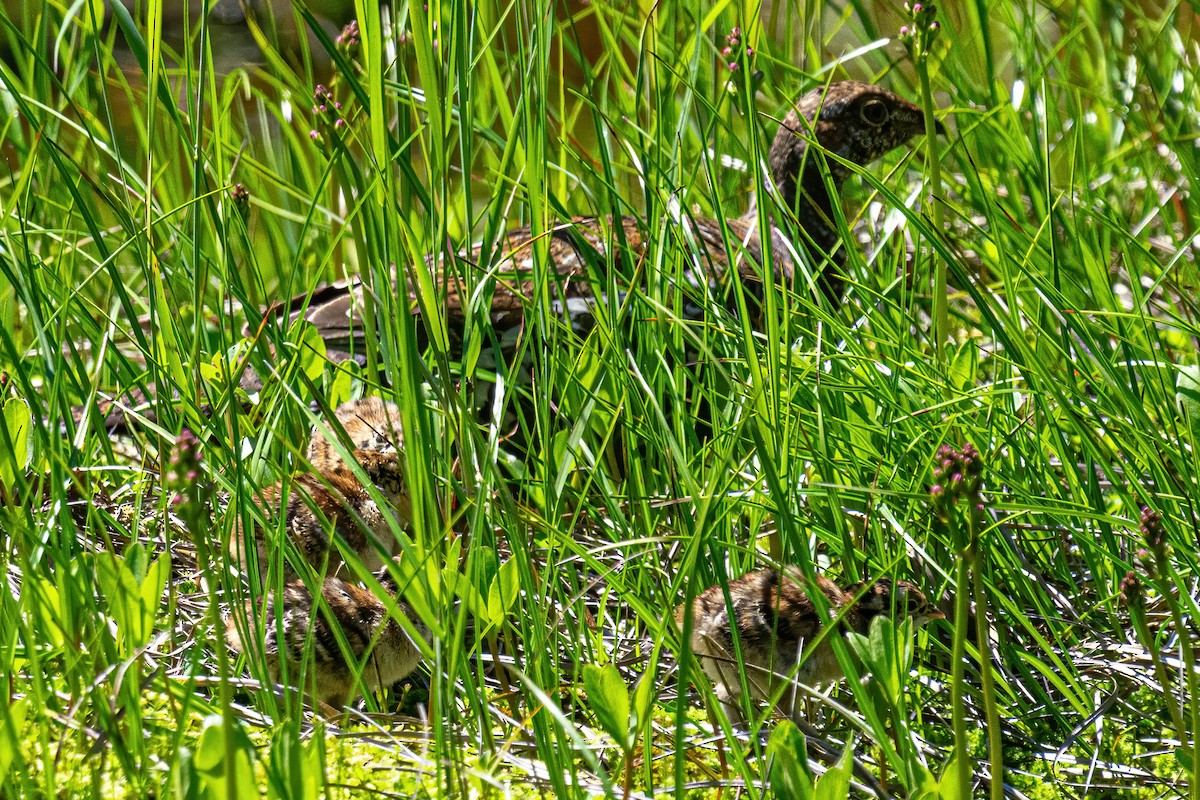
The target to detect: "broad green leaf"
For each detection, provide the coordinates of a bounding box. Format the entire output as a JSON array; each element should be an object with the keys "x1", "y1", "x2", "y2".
[
  {"x1": 296, "y1": 323, "x2": 329, "y2": 382},
  {"x1": 1176, "y1": 364, "x2": 1200, "y2": 433},
  {"x1": 33, "y1": 577, "x2": 66, "y2": 649},
  {"x1": 631, "y1": 672, "x2": 655, "y2": 733},
  {"x1": 437, "y1": 537, "x2": 464, "y2": 602},
  {"x1": 0, "y1": 697, "x2": 28, "y2": 784},
  {"x1": 908, "y1": 763, "x2": 942, "y2": 800},
  {"x1": 868, "y1": 615, "x2": 904, "y2": 698},
  {"x1": 813, "y1": 740, "x2": 853, "y2": 800},
  {"x1": 0, "y1": 399, "x2": 31, "y2": 490},
  {"x1": 939, "y1": 752, "x2": 970, "y2": 799},
  {"x1": 583, "y1": 663, "x2": 631, "y2": 750},
  {"x1": 767, "y1": 721, "x2": 814, "y2": 799},
  {"x1": 170, "y1": 746, "x2": 200, "y2": 800},
  {"x1": 195, "y1": 715, "x2": 258, "y2": 800},
  {"x1": 137, "y1": 554, "x2": 170, "y2": 633},
  {"x1": 328, "y1": 364, "x2": 356, "y2": 409},
  {"x1": 457, "y1": 583, "x2": 486, "y2": 621},
  {"x1": 94, "y1": 548, "x2": 168, "y2": 653},
  {"x1": 486, "y1": 558, "x2": 519, "y2": 622},
  {"x1": 1174, "y1": 746, "x2": 1196, "y2": 777},
  {"x1": 94, "y1": 553, "x2": 142, "y2": 653},
  {"x1": 267, "y1": 726, "x2": 320, "y2": 800},
  {"x1": 948, "y1": 342, "x2": 978, "y2": 392}
]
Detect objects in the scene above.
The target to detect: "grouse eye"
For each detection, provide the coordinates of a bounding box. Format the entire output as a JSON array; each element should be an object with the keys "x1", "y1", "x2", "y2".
[{"x1": 861, "y1": 99, "x2": 889, "y2": 126}]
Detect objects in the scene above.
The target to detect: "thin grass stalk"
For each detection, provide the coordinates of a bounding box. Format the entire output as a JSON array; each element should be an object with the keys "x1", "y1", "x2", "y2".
[
  {"x1": 969, "y1": 528, "x2": 1003, "y2": 800},
  {"x1": 901, "y1": 5, "x2": 946, "y2": 366},
  {"x1": 1126, "y1": 578, "x2": 1186, "y2": 742},
  {"x1": 1183, "y1": 606, "x2": 1199, "y2": 799},
  {"x1": 919, "y1": 66, "x2": 946, "y2": 366},
  {"x1": 1139, "y1": 508, "x2": 1198, "y2": 792},
  {"x1": 950, "y1": 551, "x2": 972, "y2": 797},
  {"x1": 1152, "y1": 560, "x2": 1200, "y2": 795},
  {"x1": 935, "y1": 444, "x2": 985, "y2": 798}
]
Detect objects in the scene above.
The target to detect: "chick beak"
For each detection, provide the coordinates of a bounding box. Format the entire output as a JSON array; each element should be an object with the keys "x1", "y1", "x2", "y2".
[{"x1": 919, "y1": 608, "x2": 947, "y2": 626}]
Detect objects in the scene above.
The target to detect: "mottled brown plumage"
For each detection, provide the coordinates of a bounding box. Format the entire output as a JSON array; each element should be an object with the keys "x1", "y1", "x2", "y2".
[
  {"x1": 226, "y1": 559, "x2": 429, "y2": 710},
  {"x1": 79, "y1": 81, "x2": 935, "y2": 431},
  {"x1": 679, "y1": 568, "x2": 942, "y2": 724},
  {"x1": 307, "y1": 396, "x2": 405, "y2": 471},
  {"x1": 280, "y1": 81, "x2": 934, "y2": 361},
  {"x1": 766, "y1": 81, "x2": 939, "y2": 299},
  {"x1": 232, "y1": 398, "x2": 410, "y2": 583}
]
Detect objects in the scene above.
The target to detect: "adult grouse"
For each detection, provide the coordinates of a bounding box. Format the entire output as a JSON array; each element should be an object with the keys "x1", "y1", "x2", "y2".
[
  {"x1": 85, "y1": 81, "x2": 937, "y2": 430},
  {"x1": 283, "y1": 80, "x2": 936, "y2": 358}
]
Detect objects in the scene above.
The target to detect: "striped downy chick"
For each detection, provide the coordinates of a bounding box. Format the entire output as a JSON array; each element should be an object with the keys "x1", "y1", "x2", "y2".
[
  {"x1": 307, "y1": 396, "x2": 405, "y2": 472},
  {"x1": 231, "y1": 447, "x2": 409, "y2": 583},
  {"x1": 679, "y1": 567, "x2": 942, "y2": 724},
  {"x1": 226, "y1": 561, "x2": 430, "y2": 710},
  {"x1": 231, "y1": 397, "x2": 409, "y2": 582}
]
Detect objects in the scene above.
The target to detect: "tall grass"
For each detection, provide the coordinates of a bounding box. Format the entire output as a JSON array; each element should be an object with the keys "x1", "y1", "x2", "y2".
[{"x1": 1, "y1": 0, "x2": 1198, "y2": 796}]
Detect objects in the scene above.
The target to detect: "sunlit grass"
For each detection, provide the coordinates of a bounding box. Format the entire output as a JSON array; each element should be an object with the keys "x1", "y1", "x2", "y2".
[{"x1": 1, "y1": 0, "x2": 1198, "y2": 797}]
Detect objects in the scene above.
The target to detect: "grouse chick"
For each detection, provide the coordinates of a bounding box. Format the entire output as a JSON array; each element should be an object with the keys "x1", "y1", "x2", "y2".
[
  {"x1": 226, "y1": 559, "x2": 429, "y2": 710},
  {"x1": 231, "y1": 398, "x2": 409, "y2": 582},
  {"x1": 679, "y1": 568, "x2": 943, "y2": 724}
]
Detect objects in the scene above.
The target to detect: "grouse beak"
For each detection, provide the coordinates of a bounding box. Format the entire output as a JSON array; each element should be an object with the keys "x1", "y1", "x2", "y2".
[{"x1": 934, "y1": 117, "x2": 947, "y2": 136}]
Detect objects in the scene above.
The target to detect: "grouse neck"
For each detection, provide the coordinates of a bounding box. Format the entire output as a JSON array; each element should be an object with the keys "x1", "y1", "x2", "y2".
[{"x1": 742, "y1": 149, "x2": 849, "y2": 302}]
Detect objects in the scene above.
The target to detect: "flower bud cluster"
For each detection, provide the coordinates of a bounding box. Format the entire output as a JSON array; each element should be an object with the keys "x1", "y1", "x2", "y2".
[
  {"x1": 166, "y1": 429, "x2": 212, "y2": 537},
  {"x1": 898, "y1": 2, "x2": 941, "y2": 59},
  {"x1": 229, "y1": 183, "x2": 249, "y2": 209},
  {"x1": 930, "y1": 442, "x2": 983, "y2": 520},
  {"x1": 721, "y1": 27, "x2": 753, "y2": 72},
  {"x1": 312, "y1": 84, "x2": 343, "y2": 124},
  {"x1": 336, "y1": 20, "x2": 360, "y2": 56},
  {"x1": 1119, "y1": 570, "x2": 1143, "y2": 609},
  {"x1": 1136, "y1": 505, "x2": 1170, "y2": 578},
  {"x1": 310, "y1": 84, "x2": 348, "y2": 143}
]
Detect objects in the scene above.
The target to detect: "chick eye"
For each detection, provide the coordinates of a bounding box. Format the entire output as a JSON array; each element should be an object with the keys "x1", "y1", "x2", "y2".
[{"x1": 861, "y1": 99, "x2": 888, "y2": 126}]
